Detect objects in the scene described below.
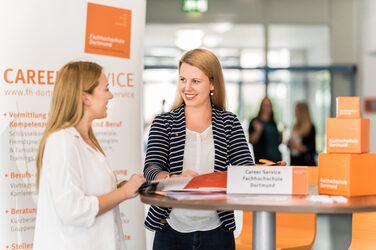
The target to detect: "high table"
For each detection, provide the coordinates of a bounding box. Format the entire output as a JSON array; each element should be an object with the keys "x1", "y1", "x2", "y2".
[{"x1": 140, "y1": 193, "x2": 376, "y2": 250}]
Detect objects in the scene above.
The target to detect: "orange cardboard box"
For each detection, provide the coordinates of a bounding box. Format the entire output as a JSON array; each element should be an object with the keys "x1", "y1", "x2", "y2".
[
  {"x1": 326, "y1": 118, "x2": 370, "y2": 153},
  {"x1": 319, "y1": 153, "x2": 376, "y2": 196},
  {"x1": 336, "y1": 96, "x2": 360, "y2": 118}
]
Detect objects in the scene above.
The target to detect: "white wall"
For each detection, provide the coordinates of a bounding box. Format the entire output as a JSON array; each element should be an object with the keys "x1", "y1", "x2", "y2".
[
  {"x1": 330, "y1": 0, "x2": 358, "y2": 64},
  {"x1": 358, "y1": 0, "x2": 376, "y2": 152}
]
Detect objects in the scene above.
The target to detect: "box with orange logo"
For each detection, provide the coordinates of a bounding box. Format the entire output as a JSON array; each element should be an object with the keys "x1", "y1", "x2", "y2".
[
  {"x1": 336, "y1": 96, "x2": 360, "y2": 118},
  {"x1": 319, "y1": 153, "x2": 376, "y2": 196},
  {"x1": 326, "y1": 118, "x2": 370, "y2": 153}
]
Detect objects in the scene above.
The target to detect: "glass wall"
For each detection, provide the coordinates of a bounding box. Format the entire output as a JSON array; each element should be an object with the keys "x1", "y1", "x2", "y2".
[
  {"x1": 143, "y1": 23, "x2": 355, "y2": 163},
  {"x1": 267, "y1": 70, "x2": 331, "y2": 162},
  {"x1": 267, "y1": 25, "x2": 331, "y2": 161}
]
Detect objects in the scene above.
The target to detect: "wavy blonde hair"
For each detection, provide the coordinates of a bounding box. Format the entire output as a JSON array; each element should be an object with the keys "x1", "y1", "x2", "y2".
[
  {"x1": 293, "y1": 102, "x2": 312, "y2": 137},
  {"x1": 171, "y1": 48, "x2": 227, "y2": 111},
  {"x1": 35, "y1": 61, "x2": 104, "y2": 192}
]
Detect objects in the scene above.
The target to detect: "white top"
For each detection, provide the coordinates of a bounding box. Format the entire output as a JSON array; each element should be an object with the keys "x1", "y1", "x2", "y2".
[
  {"x1": 167, "y1": 126, "x2": 221, "y2": 233},
  {"x1": 33, "y1": 127, "x2": 126, "y2": 250}
]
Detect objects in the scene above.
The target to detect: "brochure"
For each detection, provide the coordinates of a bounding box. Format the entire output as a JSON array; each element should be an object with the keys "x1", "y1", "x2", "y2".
[{"x1": 138, "y1": 171, "x2": 227, "y2": 195}]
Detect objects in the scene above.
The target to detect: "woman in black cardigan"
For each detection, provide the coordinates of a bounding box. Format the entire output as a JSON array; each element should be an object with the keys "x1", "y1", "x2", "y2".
[
  {"x1": 143, "y1": 48, "x2": 254, "y2": 250},
  {"x1": 287, "y1": 102, "x2": 317, "y2": 166}
]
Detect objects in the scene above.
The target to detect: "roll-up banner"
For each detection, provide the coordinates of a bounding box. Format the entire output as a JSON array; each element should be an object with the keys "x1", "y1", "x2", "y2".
[{"x1": 0, "y1": 1, "x2": 146, "y2": 249}]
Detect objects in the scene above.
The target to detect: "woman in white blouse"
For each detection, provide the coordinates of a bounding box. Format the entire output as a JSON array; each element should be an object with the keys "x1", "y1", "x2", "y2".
[{"x1": 33, "y1": 61, "x2": 145, "y2": 250}]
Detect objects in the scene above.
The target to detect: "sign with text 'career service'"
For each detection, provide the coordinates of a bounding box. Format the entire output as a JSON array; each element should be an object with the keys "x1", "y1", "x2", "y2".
[
  {"x1": 0, "y1": 1, "x2": 146, "y2": 249},
  {"x1": 227, "y1": 166, "x2": 308, "y2": 195}
]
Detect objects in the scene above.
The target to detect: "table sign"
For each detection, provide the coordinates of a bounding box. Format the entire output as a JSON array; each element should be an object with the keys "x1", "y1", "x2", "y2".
[{"x1": 227, "y1": 166, "x2": 308, "y2": 195}]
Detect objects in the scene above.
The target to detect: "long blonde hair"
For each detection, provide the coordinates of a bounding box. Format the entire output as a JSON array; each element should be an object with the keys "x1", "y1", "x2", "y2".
[
  {"x1": 293, "y1": 102, "x2": 312, "y2": 137},
  {"x1": 36, "y1": 61, "x2": 105, "y2": 191},
  {"x1": 171, "y1": 48, "x2": 227, "y2": 111}
]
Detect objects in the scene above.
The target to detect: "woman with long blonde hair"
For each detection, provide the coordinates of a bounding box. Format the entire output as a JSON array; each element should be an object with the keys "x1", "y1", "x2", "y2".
[
  {"x1": 287, "y1": 102, "x2": 317, "y2": 166},
  {"x1": 33, "y1": 61, "x2": 145, "y2": 250}
]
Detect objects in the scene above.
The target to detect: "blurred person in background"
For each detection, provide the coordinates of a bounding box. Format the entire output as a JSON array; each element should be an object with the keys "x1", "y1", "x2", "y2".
[
  {"x1": 287, "y1": 102, "x2": 317, "y2": 166},
  {"x1": 248, "y1": 97, "x2": 282, "y2": 164}
]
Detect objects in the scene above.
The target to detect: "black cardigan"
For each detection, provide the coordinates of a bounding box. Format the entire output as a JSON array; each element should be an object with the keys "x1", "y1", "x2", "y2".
[
  {"x1": 143, "y1": 104, "x2": 254, "y2": 231},
  {"x1": 290, "y1": 125, "x2": 316, "y2": 166}
]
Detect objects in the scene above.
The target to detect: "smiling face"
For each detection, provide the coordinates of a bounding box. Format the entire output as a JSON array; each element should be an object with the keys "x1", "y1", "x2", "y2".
[
  {"x1": 179, "y1": 63, "x2": 214, "y2": 109},
  {"x1": 84, "y1": 72, "x2": 113, "y2": 120}
]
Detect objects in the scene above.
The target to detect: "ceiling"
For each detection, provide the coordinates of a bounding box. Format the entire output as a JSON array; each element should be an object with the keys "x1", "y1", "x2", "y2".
[{"x1": 144, "y1": 23, "x2": 330, "y2": 50}]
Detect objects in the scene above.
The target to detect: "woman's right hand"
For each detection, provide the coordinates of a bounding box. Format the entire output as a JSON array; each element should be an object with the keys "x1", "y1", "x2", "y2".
[
  {"x1": 287, "y1": 138, "x2": 293, "y2": 148},
  {"x1": 120, "y1": 174, "x2": 145, "y2": 199},
  {"x1": 253, "y1": 119, "x2": 263, "y2": 132},
  {"x1": 249, "y1": 120, "x2": 264, "y2": 144},
  {"x1": 171, "y1": 169, "x2": 199, "y2": 178}
]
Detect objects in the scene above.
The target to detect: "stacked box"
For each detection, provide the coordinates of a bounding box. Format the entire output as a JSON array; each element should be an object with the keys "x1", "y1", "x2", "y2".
[
  {"x1": 326, "y1": 118, "x2": 369, "y2": 153},
  {"x1": 319, "y1": 96, "x2": 376, "y2": 196}
]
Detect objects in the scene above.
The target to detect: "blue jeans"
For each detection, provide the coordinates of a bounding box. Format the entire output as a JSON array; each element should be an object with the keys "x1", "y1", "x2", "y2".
[{"x1": 153, "y1": 224, "x2": 235, "y2": 250}]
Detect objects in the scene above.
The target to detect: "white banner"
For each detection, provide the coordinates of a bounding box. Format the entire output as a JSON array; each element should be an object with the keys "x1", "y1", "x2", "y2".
[{"x1": 0, "y1": 0, "x2": 146, "y2": 249}]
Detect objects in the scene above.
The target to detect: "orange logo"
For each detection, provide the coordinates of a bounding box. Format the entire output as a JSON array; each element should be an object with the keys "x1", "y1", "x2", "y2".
[{"x1": 85, "y1": 3, "x2": 132, "y2": 59}]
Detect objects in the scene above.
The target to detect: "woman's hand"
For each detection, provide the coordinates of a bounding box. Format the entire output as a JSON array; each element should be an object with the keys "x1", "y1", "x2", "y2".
[
  {"x1": 287, "y1": 138, "x2": 294, "y2": 149},
  {"x1": 171, "y1": 169, "x2": 198, "y2": 178},
  {"x1": 253, "y1": 119, "x2": 263, "y2": 132},
  {"x1": 275, "y1": 161, "x2": 287, "y2": 166},
  {"x1": 249, "y1": 120, "x2": 264, "y2": 144},
  {"x1": 97, "y1": 174, "x2": 145, "y2": 217},
  {"x1": 288, "y1": 140, "x2": 307, "y2": 153},
  {"x1": 120, "y1": 174, "x2": 145, "y2": 199},
  {"x1": 260, "y1": 159, "x2": 287, "y2": 166}
]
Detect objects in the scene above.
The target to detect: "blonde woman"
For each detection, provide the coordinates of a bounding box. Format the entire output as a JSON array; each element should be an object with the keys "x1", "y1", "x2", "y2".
[
  {"x1": 287, "y1": 102, "x2": 316, "y2": 166},
  {"x1": 143, "y1": 48, "x2": 254, "y2": 250},
  {"x1": 33, "y1": 61, "x2": 145, "y2": 250}
]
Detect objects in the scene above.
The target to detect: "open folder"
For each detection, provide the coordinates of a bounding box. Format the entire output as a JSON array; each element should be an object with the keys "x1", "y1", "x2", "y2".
[{"x1": 138, "y1": 171, "x2": 227, "y2": 194}]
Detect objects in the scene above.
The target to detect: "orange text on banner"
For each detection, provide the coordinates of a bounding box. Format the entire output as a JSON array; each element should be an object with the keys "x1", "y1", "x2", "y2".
[
  {"x1": 3, "y1": 68, "x2": 56, "y2": 85},
  {"x1": 85, "y1": 3, "x2": 132, "y2": 59}
]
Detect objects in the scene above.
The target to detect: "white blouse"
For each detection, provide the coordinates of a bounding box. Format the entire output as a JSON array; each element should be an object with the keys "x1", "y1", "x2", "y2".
[
  {"x1": 33, "y1": 127, "x2": 126, "y2": 250},
  {"x1": 167, "y1": 126, "x2": 221, "y2": 232}
]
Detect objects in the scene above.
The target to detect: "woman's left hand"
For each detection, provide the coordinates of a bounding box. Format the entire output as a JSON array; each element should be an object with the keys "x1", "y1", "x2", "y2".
[{"x1": 275, "y1": 161, "x2": 287, "y2": 166}]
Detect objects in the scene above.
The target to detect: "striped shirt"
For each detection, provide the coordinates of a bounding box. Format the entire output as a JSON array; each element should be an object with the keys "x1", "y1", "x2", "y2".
[{"x1": 143, "y1": 104, "x2": 254, "y2": 231}]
